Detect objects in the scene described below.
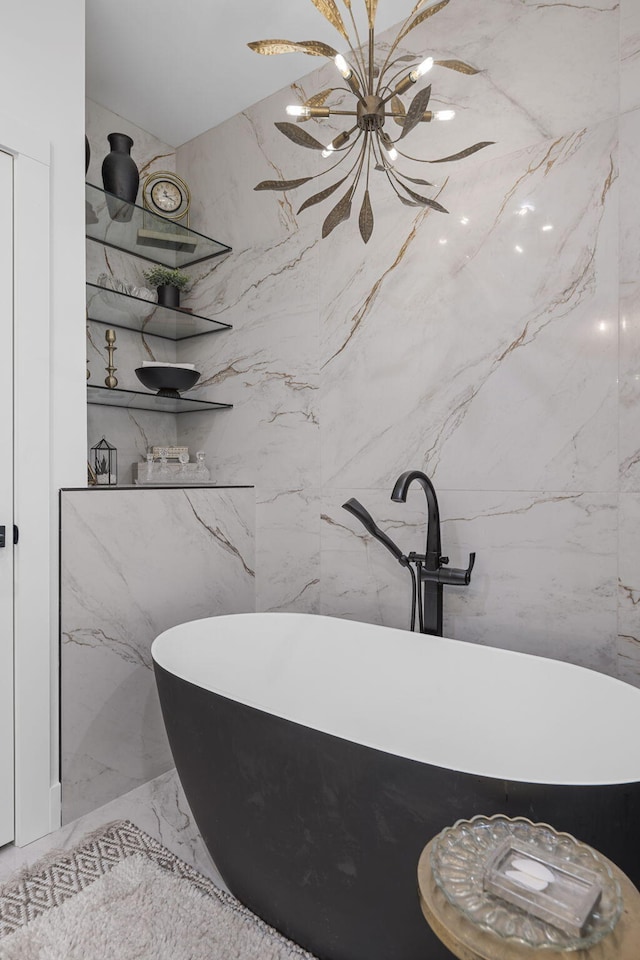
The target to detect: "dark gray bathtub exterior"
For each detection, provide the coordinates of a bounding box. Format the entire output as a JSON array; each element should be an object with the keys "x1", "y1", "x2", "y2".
[{"x1": 154, "y1": 662, "x2": 640, "y2": 960}]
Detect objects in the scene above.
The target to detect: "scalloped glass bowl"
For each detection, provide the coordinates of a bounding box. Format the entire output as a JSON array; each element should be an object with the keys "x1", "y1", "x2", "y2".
[{"x1": 430, "y1": 815, "x2": 623, "y2": 951}]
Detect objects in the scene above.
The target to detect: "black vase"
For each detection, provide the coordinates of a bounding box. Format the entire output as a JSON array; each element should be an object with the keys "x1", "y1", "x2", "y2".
[
  {"x1": 101, "y1": 132, "x2": 139, "y2": 222},
  {"x1": 157, "y1": 284, "x2": 181, "y2": 308}
]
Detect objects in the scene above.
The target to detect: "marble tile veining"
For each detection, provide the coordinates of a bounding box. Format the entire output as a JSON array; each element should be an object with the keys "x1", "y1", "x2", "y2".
[
  {"x1": 61, "y1": 488, "x2": 255, "y2": 823},
  {"x1": 618, "y1": 494, "x2": 640, "y2": 685},
  {"x1": 323, "y1": 488, "x2": 618, "y2": 675},
  {"x1": 621, "y1": 0, "x2": 640, "y2": 116}
]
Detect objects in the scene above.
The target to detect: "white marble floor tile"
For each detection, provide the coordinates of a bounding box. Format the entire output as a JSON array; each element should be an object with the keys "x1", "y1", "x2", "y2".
[{"x1": 0, "y1": 769, "x2": 225, "y2": 891}]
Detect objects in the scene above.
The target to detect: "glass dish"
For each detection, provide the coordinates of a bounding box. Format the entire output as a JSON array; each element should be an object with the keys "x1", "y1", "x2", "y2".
[{"x1": 430, "y1": 815, "x2": 623, "y2": 951}]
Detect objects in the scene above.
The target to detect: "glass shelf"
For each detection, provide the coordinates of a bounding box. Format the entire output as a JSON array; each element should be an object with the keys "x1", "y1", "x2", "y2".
[
  {"x1": 85, "y1": 183, "x2": 232, "y2": 268},
  {"x1": 86, "y1": 283, "x2": 231, "y2": 341},
  {"x1": 87, "y1": 385, "x2": 232, "y2": 414}
]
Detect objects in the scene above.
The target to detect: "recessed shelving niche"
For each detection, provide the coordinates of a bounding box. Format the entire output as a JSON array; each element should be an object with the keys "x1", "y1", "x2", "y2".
[{"x1": 86, "y1": 181, "x2": 233, "y2": 424}]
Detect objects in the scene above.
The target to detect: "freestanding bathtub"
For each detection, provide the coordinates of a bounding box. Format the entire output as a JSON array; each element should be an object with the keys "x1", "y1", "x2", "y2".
[{"x1": 152, "y1": 613, "x2": 640, "y2": 960}]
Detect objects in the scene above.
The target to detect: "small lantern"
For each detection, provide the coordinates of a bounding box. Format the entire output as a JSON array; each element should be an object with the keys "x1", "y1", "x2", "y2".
[{"x1": 90, "y1": 436, "x2": 117, "y2": 486}]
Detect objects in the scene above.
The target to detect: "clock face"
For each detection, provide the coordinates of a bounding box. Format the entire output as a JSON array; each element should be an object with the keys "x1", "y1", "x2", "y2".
[
  {"x1": 150, "y1": 180, "x2": 182, "y2": 213},
  {"x1": 142, "y1": 171, "x2": 191, "y2": 222}
]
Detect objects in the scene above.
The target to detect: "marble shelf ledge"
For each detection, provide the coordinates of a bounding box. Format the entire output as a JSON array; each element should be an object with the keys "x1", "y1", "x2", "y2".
[{"x1": 62, "y1": 484, "x2": 255, "y2": 492}]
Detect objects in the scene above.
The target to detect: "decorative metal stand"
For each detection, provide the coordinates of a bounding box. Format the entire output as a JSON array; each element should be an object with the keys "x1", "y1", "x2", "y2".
[{"x1": 105, "y1": 328, "x2": 117, "y2": 389}]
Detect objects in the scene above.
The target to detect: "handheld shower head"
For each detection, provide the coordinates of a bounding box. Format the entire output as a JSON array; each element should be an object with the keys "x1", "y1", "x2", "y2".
[{"x1": 342, "y1": 498, "x2": 408, "y2": 566}]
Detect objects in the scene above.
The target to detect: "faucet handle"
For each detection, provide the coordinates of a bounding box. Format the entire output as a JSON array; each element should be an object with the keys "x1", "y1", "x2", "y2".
[
  {"x1": 439, "y1": 556, "x2": 449, "y2": 565},
  {"x1": 429, "y1": 551, "x2": 476, "y2": 586}
]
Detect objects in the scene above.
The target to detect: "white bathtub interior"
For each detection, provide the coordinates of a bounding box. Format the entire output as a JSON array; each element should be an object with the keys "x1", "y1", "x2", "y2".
[{"x1": 152, "y1": 613, "x2": 640, "y2": 788}]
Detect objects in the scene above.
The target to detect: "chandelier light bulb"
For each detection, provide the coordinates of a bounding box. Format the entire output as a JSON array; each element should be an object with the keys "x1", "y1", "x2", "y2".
[
  {"x1": 410, "y1": 57, "x2": 434, "y2": 82},
  {"x1": 384, "y1": 144, "x2": 398, "y2": 163},
  {"x1": 321, "y1": 144, "x2": 336, "y2": 159},
  {"x1": 334, "y1": 53, "x2": 352, "y2": 79},
  {"x1": 433, "y1": 110, "x2": 455, "y2": 121},
  {"x1": 286, "y1": 105, "x2": 310, "y2": 118}
]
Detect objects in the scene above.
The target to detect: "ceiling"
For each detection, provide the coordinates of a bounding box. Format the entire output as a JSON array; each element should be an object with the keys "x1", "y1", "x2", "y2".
[{"x1": 86, "y1": 0, "x2": 404, "y2": 147}]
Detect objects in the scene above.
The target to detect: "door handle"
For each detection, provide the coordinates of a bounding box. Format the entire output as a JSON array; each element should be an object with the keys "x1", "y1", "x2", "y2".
[{"x1": 0, "y1": 526, "x2": 18, "y2": 547}]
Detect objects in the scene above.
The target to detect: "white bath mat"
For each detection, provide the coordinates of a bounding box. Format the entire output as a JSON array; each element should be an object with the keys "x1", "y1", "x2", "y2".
[{"x1": 0, "y1": 820, "x2": 317, "y2": 960}]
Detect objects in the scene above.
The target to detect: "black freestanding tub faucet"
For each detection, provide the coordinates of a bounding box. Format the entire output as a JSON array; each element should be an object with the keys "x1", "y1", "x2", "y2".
[{"x1": 342, "y1": 470, "x2": 475, "y2": 636}]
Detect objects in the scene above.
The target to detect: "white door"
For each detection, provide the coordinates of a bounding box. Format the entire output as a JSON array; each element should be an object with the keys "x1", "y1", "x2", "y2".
[{"x1": 0, "y1": 149, "x2": 14, "y2": 847}]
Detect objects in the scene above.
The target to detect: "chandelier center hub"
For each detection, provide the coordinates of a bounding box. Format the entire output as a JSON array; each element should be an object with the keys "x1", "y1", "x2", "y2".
[{"x1": 357, "y1": 95, "x2": 386, "y2": 132}]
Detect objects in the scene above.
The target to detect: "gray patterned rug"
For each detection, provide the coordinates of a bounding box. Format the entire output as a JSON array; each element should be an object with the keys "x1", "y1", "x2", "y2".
[{"x1": 0, "y1": 820, "x2": 317, "y2": 959}]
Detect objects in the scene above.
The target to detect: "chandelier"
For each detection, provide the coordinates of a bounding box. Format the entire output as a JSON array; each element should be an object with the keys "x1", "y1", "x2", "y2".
[{"x1": 249, "y1": 0, "x2": 493, "y2": 242}]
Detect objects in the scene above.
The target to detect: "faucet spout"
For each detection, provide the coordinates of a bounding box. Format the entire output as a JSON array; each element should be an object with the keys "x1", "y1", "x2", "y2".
[{"x1": 391, "y1": 470, "x2": 442, "y2": 569}]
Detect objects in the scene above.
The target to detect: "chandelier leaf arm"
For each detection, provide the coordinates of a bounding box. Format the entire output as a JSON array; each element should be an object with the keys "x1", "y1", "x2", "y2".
[
  {"x1": 322, "y1": 188, "x2": 353, "y2": 237},
  {"x1": 371, "y1": 140, "x2": 421, "y2": 206},
  {"x1": 254, "y1": 177, "x2": 315, "y2": 192},
  {"x1": 365, "y1": 0, "x2": 379, "y2": 29},
  {"x1": 423, "y1": 141, "x2": 496, "y2": 162},
  {"x1": 254, "y1": 133, "x2": 362, "y2": 197},
  {"x1": 343, "y1": 3, "x2": 368, "y2": 81},
  {"x1": 274, "y1": 122, "x2": 328, "y2": 150},
  {"x1": 391, "y1": 95, "x2": 407, "y2": 127},
  {"x1": 375, "y1": 0, "x2": 450, "y2": 92},
  {"x1": 387, "y1": 169, "x2": 449, "y2": 213},
  {"x1": 304, "y1": 89, "x2": 336, "y2": 107},
  {"x1": 435, "y1": 59, "x2": 480, "y2": 75},
  {"x1": 358, "y1": 182, "x2": 374, "y2": 243},
  {"x1": 399, "y1": 84, "x2": 432, "y2": 138},
  {"x1": 295, "y1": 40, "x2": 341, "y2": 58},
  {"x1": 247, "y1": 40, "x2": 339, "y2": 58},
  {"x1": 396, "y1": 0, "x2": 452, "y2": 44},
  {"x1": 308, "y1": 0, "x2": 350, "y2": 41},
  {"x1": 392, "y1": 171, "x2": 434, "y2": 187},
  {"x1": 298, "y1": 174, "x2": 351, "y2": 213}
]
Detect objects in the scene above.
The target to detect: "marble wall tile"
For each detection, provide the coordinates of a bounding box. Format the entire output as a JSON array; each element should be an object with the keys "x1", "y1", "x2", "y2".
[
  {"x1": 619, "y1": 108, "x2": 640, "y2": 286},
  {"x1": 621, "y1": 0, "x2": 640, "y2": 116},
  {"x1": 618, "y1": 493, "x2": 640, "y2": 686},
  {"x1": 323, "y1": 488, "x2": 618, "y2": 675},
  {"x1": 61, "y1": 488, "x2": 255, "y2": 823},
  {"x1": 396, "y1": 0, "x2": 619, "y2": 161},
  {"x1": 71, "y1": 0, "x2": 639, "y2": 839},
  {"x1": 619, "y1": 281, "x2": 640, "y2": 492},
  {"x1": 87, "y1": 406, "x2": 178, "y2": 487},
  {"x1": 320, "y1": 120, "x2": 619, "y2": 494},
  {"x1": 255, "y1": 488, "x2": 321, "y2": 614}
]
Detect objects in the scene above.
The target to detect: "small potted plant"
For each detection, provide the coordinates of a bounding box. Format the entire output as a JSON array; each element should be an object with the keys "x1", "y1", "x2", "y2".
[{"x1": 142, "y1": 265, "x2": 191, "y2": 308}]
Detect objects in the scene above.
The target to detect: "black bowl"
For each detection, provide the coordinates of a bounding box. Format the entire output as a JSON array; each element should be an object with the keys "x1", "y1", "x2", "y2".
[{"x1": 135, "y1": 366, "x2": 201, "y2": 399}]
